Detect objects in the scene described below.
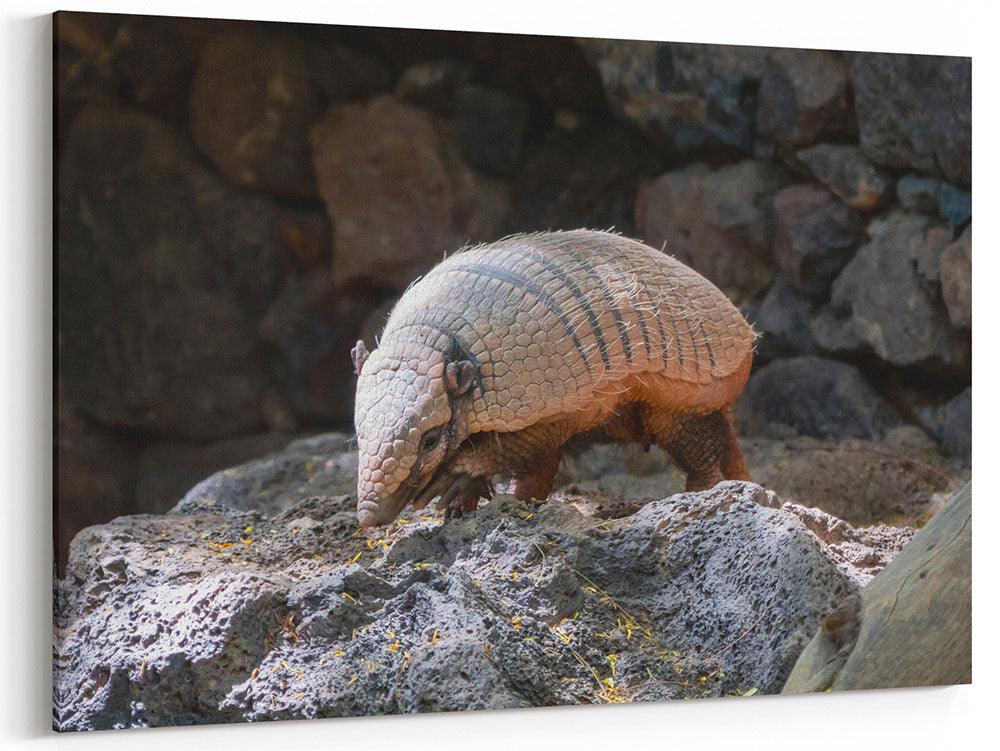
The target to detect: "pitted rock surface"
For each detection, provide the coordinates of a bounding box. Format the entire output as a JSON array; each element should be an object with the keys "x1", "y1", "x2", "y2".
[{"x1": 55, "y1": 473, "x2": 910, "y2": 730}]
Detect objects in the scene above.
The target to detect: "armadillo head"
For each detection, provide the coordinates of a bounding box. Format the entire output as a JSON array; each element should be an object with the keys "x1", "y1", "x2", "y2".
[{"x1": 352, "y1": 339, "x2": 479, "y2": 528}]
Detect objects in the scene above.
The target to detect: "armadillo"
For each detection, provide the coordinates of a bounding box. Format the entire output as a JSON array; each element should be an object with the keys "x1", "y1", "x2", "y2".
[{"x1": 351, "y1": 229, "x2": 756, "y2": 527}]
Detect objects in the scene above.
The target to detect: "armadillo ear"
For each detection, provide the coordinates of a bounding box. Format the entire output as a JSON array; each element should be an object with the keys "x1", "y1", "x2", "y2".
[
  {"x1": 351, "y1": 340, "x2": 370, "y2": 376},
  {"x1": 445, "y1": 360, "x2": 477, "y2": 396}
]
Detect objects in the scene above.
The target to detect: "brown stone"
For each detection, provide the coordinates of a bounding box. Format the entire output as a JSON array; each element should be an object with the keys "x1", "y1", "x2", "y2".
[
  {"x1": 637, "y1": 160, "x2": 790, "y2": 303},
  {"x1": 310, "y1": 96, "x2": 508, "y2": 290},
  {"x1": 190, "y1": 29, "x2": 388, "y2": 200}
]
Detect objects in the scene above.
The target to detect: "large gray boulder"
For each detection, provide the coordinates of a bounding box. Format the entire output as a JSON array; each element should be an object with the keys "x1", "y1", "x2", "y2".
[
  {"x1": 783, "y1": 482, "x2": 971, "y2": 692},
  {"x1": 54, "y1": 439, "x2": 910, "y2": 730},
  {"x1": 736, "y1": 356, "x2": 902, "y2": 441},
  {"x1": 850, "y1": 53, "x2": 971, "y2": 186},
  {"x1": 811, "y1": 212, "x2": 969, "y2": 371}
]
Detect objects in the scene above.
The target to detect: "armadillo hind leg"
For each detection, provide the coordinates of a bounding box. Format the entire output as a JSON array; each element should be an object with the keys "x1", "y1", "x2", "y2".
[
  {"x1": 717, "y1": 407, "x2": 752, "y2": 482},
  {"x1": 641, "y1": 406, "x2": 749, "y2": 491}
]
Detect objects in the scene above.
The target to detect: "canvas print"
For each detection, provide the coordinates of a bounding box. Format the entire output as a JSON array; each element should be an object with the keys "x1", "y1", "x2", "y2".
[{"x1": 53, "y1": 10, "x2": 972, "y2": 731}]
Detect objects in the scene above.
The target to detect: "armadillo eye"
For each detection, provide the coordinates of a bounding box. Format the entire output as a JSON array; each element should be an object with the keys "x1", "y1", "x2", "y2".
[{"x1": 421, "y1": 428, "x2": 442, "y2": 452}]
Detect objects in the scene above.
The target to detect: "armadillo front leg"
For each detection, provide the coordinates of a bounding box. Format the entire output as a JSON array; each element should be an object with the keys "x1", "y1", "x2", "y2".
[{"x1": 449, "y1": 419, "x2": 576, "y2": 505}]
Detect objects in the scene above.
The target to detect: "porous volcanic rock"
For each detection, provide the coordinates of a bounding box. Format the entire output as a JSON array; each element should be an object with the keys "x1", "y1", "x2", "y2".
[
  {"x1": 749, "y1": 275, "x2": 819, "y2": 361},
  {"x1": 795, "y1": 143, "x2": 894, "y2": 211},
  {"x1": 940, "y1": 225, "x2": 972, "y2": 330},
  {"x1": 453, "y1": 84, "x2": 531, "y2": 175},
  {"x1": 578, "y1": 42, "x2": 851, "y2": 157},
  {"x1": 577, "y1": 39, "x2": 768, "y2": 155},
  {"x1": 258, "y1": 269, "x2": 380, "y2": 425},
  {"x1": 507, "y1": 117, "x2": 662, "y2": 236},
  {"x1": 755, "y1": 48, "x2": 853, "y2": 150},
  {"x1": 54, "y1": 432, "x2": 912, "y2": 729},
  {"x1": 896, "y1": 175, "x2": 972, "y2": 227},
  {"x1": 917, "y1": 387, "x2": 972, "y2": 461}
]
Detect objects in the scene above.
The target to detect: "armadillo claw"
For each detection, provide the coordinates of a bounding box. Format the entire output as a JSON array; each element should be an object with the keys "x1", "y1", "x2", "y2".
[{"x1": 432, "y1": 474, "x2": 493, "y2": 520}]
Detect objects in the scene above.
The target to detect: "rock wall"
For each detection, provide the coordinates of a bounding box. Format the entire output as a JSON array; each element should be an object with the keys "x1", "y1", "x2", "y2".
[{"x1": 55, "y1": 12, "x2": 971, "y2": 568}]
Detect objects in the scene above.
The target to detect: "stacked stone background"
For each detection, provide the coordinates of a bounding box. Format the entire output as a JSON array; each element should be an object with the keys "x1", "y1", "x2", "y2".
[{"x1": 55, "y1": 12, "x2": 971, "y2": 570}]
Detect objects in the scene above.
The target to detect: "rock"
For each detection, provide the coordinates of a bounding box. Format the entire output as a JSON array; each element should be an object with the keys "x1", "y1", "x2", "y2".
[
  {"x1": 783, "y1": 482, "x2": 970, "y2": 693},
  {"x1": 173, "y1": 432, "x2": 358, "y2": 516},
  {"x1": 735, "y1": 356, "x2": 902, "y2": 441},
  {"x1": 189, "y1": 29, "x2": 388, "y2": 200},
  {"x1": 395, "y1": 61, "x2": 475, "y2": 115},
  {"x1": 55, "y1": 469, "x2": 907, "y2": 728},
  {"x1": 772, "y1": 183, "x2": 861, "y2": 296},
  {"x1": 54, "y1": 13, "x2": 118, "y2": 133},
  {"x1": 578, "y1": 40, "x2": 768, "y2": 156},
  {"x1": 559, "y1": 432, "x2": 955, "y2": 528},
  {"x1": 579, "y1": 42, "x2": 852, "y2": 157},
  {"x1": 938, "y1": 182, "x2": 972, "y2": 227},
  {"x1": 56, "y1": 385, "x2": 140, "y2": 574},
  {"x1": 897, "y1": 175, "x2": 972, "y2": 227},
  {"x1": 940, "y1": 225, "x2": 971, "y2": 330},
  {"x1": 134, "y1": 432, "x2": 296, "y2": 516},
  {"x1": 358, "y1": 296, "x2": 399, "y2": 350},
  {"x1": 939, "y1": 388, "x2": 972, "y2": 459},
  {"x1": 368, "y1": 27, "x2": 607, "y2": 112},
  {"x1": 895, "y1": 175, "x2": 941, "y2": 214},
  {"x1": 453, "y1": 85, "x2": 531, "y2": 175},
  {"x1": 850, "y1": 53, "x2": 971, "y2": 186},
  {"x1": 108, "y1": 14, "x2": 224, "y2": 124},
  {"x1": 258, "y1": 270, "x2": 379, "y2": 424},
  {"x1": 811, "y1": 212, "x2": 969, "y2": 371},
  {"x1": 637, "y1": 160, "x2": 791, "y2": 303},
  {"x1": 917, "y1": 387, "x2": 971, "y2": 460},
  {"x1": 506, "y1": 118, "x2": 662, "y2": 236},
  {"x1": 796, "y1": 143, "x2": 894, "y2": 211},
  {"x1": 275, "y1": 207, "x2": 331, "y2": 268},
  {"x1": 57, "y1": 103, "x2": 289, "y2": 439},
  {"x1": 742, "y1": 432, "x2": 956, "y2": 526},
  {"x1": 310, "y1": 96, "x2": 509, "y2": 290},
  {"x1": 748, "y1": 275, "x2": 818, "y2": 360},
  {"x1": 755, "y1": 49, "x2": 853, "y2": 149}
]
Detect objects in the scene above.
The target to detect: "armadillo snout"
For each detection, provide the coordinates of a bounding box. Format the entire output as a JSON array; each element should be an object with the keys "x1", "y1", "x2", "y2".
[{"x1": 356, "y1": 495, "x2": 404, "y2": 528}]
